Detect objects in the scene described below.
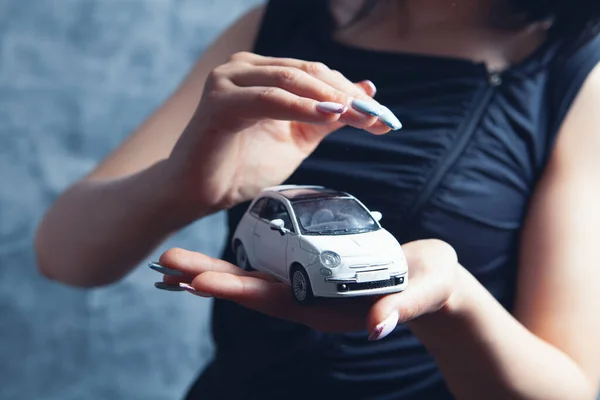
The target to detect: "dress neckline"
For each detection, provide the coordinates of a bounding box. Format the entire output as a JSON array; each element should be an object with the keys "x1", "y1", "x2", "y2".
[{"x1": 313, "y1": 1, "x2": 560, "y2": 79}]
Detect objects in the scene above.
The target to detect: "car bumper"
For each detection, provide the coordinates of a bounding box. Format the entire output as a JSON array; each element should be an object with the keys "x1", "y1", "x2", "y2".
[{"x1": 315, "y1": 271, "x2": 408, "y2": 298}]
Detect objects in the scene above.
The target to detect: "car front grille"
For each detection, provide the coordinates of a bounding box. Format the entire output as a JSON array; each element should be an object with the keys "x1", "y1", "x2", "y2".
[
  {"x1": 337, "y1": 276, "x2": 404, "y2": 292},
  {"x1": 349, "y1": 262, "x2": 392, "y2": 269}
]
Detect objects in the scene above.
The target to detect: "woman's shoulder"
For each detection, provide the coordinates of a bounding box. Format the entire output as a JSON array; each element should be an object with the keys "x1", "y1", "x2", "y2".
[{"x1": 546, "y1": 34, "x2": 600, "y2": 136}]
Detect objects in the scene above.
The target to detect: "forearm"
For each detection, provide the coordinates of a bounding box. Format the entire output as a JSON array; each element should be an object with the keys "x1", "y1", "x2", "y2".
[
  {"x1": 35, "y1": 159, "x2": 206, "y2": 287},
  {"x1": 408, "y1": 267, "x2": 597, "y2": 400}
]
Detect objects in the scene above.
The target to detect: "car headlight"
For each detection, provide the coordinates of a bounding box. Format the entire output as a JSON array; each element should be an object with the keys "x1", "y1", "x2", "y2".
[{"x1": 319, "y1": 251, "x2": 341, "y2": 268}]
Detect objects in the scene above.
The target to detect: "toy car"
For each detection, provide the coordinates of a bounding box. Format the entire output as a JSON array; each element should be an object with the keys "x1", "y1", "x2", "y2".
[{"x1": 231, "y1": 185, "x2": 408, "y2": 304}]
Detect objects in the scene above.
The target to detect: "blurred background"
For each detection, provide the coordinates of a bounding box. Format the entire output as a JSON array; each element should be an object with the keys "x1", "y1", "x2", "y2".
[{"x1": 0, "y1": 0, "x2": 262, "y2": 399}]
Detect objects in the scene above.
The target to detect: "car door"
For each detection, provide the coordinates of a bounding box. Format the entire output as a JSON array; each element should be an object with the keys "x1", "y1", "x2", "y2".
[
  {"x1": 239, "y1": 197, "x2": 268, "y2": 266},
  {"x1": 254, "y1": 198, "x2": 294, "y2": 279}
]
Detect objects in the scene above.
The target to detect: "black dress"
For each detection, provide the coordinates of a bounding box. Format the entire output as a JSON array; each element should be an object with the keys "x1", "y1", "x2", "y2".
[{"x1": 185, "y1": 1, "x2": 600, "y2": 399}]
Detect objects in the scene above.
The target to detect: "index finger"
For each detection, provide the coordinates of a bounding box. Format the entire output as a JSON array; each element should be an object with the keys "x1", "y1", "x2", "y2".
[
  {"x1": 240, "y1": 54, "x2": 373, "y2": 98},
  {"x1": 157, "y1": 247, "x2": 278, "y2": 282}
]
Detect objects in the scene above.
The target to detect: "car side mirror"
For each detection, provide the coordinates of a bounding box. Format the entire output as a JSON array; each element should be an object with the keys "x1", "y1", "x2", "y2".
[
  {"x1": 269, "y1": 219, "x2": 286, "y2": 234},
  {"x1": 371, "y1": 211, "x2": 382, "y2": 222}
]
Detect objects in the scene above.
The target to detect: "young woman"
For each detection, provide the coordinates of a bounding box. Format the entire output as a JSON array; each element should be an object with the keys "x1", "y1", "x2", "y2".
[{"x1": 35, "y1": 0, "x2": 600, "y2": 398}]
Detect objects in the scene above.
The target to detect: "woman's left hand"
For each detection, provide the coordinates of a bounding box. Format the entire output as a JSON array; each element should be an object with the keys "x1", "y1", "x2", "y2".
[{"x1": 153, "y1": 239, "x2": 461, "y2": 340}]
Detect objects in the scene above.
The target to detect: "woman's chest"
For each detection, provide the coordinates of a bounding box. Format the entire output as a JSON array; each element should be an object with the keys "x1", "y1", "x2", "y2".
[{"x1": 287, "y1": 72, "x2": 552, "y2": 273}]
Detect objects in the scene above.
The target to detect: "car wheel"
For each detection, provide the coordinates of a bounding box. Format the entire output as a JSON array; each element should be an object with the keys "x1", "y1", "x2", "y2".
[
  {"x1": 235, "y1": 242, "x2": 253, "y2": 271},
  {"x1": 291, "y1": 265, "x2": 313, "y2": 305}
]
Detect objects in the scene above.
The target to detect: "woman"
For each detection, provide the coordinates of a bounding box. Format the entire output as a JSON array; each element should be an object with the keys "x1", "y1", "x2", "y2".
[{"x1": 35, "y1": 0, "x2": 600, "y2": 398}]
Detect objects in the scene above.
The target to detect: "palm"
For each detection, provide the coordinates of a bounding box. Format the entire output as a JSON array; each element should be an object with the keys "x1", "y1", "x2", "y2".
[
  {"x1": 176, "y1": 113, "x2": 341, "y2": 210},
  {"x1": 227, "y1": 119, "x2": 332, "y2": 199},
  {"x1": 157, "y1": 240, "x2": 459, "y2": 336}
]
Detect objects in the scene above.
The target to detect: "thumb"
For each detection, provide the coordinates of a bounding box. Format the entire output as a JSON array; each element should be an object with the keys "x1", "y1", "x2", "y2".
[
  {"x1": 366, "y1": 273, "x2": 454, "y2": 341},
  {"x1": 365, "y1": 239, "x2": 460, "y2": 340}
]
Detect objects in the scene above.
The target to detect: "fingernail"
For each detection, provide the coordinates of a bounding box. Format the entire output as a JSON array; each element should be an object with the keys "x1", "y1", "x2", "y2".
[
  {"x1": 317, "y1": 101, "x2": 348, "y2": 114},
  {"x1": 368, "y1": 311, "x2": 399, "y2": 341},
  {"x1": 363, "y1": 80, "x2": 377, "y2": 95},
  {"x1": 179, "y1": 283, "x2": 213, "y2": 298},
  {"x1": 148, "y1": 262, "x2": 185, "y2": 277},
  {"x1": 351, "y1": 99, "x2": 383, "y2": 116},
  {"x1": 379, "y1": 106, "x2": 402, "y2": 130},
  {"x1": 154, "y1": 282, "x2": 185, "y2": 292}
]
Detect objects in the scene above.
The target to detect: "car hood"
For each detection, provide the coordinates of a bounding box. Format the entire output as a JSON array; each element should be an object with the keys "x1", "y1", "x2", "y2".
[{"x1": 300, "y1": 228, "x2": 397, "y2": 257}]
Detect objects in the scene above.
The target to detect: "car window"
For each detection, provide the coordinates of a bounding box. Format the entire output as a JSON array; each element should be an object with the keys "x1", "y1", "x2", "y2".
[
  {"x1": 291, "y1": 197, "x2": 379, "y2": 235},
  {"x1": 260, "y1": 198, "x2": 294, "y2": 232},
  {"x1": 249, "y1": 197, "x2": 267, "y2": 217}
]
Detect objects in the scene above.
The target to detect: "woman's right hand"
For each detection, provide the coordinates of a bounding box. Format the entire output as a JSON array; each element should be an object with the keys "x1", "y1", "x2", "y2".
[{"x1": 165, "y1": 51, "x2": 401, "y2": 214}]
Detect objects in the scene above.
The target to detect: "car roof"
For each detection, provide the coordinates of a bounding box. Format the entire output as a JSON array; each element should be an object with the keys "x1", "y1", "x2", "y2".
[{"x1": 262, "y1": 185, "x2": 352, "y2": 202}]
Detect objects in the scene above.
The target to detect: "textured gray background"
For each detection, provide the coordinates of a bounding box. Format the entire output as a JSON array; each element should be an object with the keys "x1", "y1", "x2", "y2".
[{"x1": 0, "y1": 1, "x2": 261, "y2": 399}]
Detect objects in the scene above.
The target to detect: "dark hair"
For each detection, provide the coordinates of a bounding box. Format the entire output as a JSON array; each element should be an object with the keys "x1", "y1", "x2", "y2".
[{"x1": 350, "y1": 0, "x2": 600, "y2": 52}]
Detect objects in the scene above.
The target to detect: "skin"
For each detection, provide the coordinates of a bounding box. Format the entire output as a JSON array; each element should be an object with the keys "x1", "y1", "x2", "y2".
[{"x1": 35, "y1": 0, "x2": 600, "y2": 398}]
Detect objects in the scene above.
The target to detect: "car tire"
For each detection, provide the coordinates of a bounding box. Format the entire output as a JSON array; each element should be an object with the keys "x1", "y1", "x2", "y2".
[
  {"x1": 235, "y1": 242, "x2": 253, "y2": 271},
  {"x1": 290, "y1": 265, "x2": 314, "y2": 305}
]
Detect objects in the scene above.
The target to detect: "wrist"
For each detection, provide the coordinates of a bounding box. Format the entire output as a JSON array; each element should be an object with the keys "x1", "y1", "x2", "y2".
[{"x1": 142, "y1": 159, "x2": 211, "y2": 229}]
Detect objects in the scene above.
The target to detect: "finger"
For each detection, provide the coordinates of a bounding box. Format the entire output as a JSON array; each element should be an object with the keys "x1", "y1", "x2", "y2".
[
  {"x1": 227, "y1": 65, "x2": 380, "y2": 130},
  {"x1": 217, "y1": 86, "x2": 349, "y2": 127},
  {"x1": 293, "y1": 69, "x2": 394, "y2": 134},
  {"x1": 355, "y1": 78, "x2": 377, "y2": 97},
  {"x1": 218, "y1": 57, "x2": 396, "y2": 134},
  {"x1": 189, "y1": 270, "x2": 369, "y2": 332},
  {"x1": 158, "y1": 248, "x2": 279, "y2": 282},
  {"x1": 154, "y1": 282, "x2": 186, "y2": 291},
  {"x1": 366, "y1": 275, "x2": 444, "y2": 338},
  {"x1": 298, "y1": 80, "x2": 391, "y2": 138},
  {"x1": 190, "y1": 270, "x2": 294, "y2": 313},
  {"x1": 148, "y1": 260, "x2": 196, "y2": 287},
  {"x1": 227, "y1": 55, "x2": 390, "y2": 129},
  {"x1": 228, "y1": 54, "x2": 403, "y2": 131},
  {"x1": 248, "y1": 58, "x2": 403, "y2": 131},
  {"x1": 365, "y1": 240, "x2": 459, "y2": 340},
  {"x1": 241, "y1": 55, "x2": 370, "y2": 99},
  {"x1": 237, "y1": 58, "x2": 386, "y2": 129},
  {"x1": 148, "y1": 262, "x2": 187, "y2": 277},
  {"x1": 278, "y1": 61, "x2": 402, "y2": 132},
  {"x1": 229, "y1": 65, "x2": 350, "y2": 105}
]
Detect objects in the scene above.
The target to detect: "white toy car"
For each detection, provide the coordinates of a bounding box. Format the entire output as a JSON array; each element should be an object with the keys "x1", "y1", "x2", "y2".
[{"x1": 231, "y1": 185, "x2": 408, "y2": 304}]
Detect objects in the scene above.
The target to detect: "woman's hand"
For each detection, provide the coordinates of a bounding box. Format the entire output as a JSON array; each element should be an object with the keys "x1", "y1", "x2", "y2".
[
  {"x1": 152, "y1": 239, "x2": 461, "y2": 340},
  {"x1": 164, "y1": 52, "x2": 402, "y2": 215}
]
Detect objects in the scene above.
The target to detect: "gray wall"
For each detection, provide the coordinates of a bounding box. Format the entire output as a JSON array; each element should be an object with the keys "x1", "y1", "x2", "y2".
[{"x1": 0, "y1": 1, "x2": 261, "y2": 399}]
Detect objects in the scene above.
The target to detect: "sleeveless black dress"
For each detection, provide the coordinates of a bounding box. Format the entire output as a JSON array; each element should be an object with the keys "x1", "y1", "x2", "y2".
[{"x1": 185, "y1": 1, "x2": 600, "y2": 399}]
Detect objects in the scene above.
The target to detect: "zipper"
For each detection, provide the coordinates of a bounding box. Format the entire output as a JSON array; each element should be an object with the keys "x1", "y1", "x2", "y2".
[{"x1": 405, "y1": 71, "x2": 502, "y2": 229}]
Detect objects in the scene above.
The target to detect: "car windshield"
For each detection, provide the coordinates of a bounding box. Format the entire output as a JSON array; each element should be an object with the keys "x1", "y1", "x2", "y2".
[{"x1": 291, "y1": 197, "x2": 379, "y2": 235}]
